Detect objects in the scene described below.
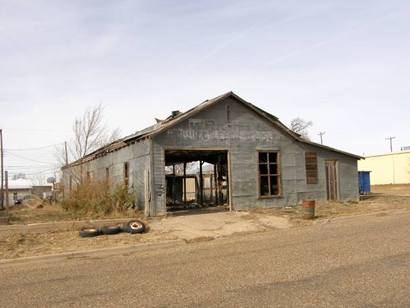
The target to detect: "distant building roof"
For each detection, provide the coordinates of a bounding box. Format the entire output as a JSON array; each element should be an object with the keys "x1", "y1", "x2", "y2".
[
  {"x1": 8, "y1": 178, "x2": 32, "y2": 190},
  {"x1": 363, "y1": 150, "x2": 410, "y2": 159},
  {"x1": 7, "y1": 179, "x2": 52, "y2": 190}
]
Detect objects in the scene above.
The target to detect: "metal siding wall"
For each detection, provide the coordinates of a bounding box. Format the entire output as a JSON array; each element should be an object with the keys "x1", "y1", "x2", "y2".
[
  {"x1": 151, "y1": 97, "x2": 356, "y2": 211},
  {"x1": 298, "y1": 144, "x2": 359, "y2": 202},
  {"x1": 61, "y1": 139, "x2": 152, "y2": 209}
]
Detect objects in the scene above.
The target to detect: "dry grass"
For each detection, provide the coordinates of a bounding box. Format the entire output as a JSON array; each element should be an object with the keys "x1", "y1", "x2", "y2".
[
  {"x1": 0, "y1": 230, "x2": 174, "y2": 260},
  {"x1": 0, "y1": 182, "x2": 141, "y2": 225},
  {"x1": 246, "y1": 185, "x2": 410, "y2": 222},
  {"x1": 62, "y1": 180, "x2": 136, "y2": 215},
  {"x1": 1, "y1": 185, "x2": 410, "y2": 260},
  {"x1": 2, "y1": 203, "x2": 139, "y2": 225}
]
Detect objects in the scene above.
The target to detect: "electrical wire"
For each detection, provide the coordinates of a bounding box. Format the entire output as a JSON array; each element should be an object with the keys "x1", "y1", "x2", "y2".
[
  {"x1": 4, "y1": 150, "x2": 56, "y2": 165},
  {"x1": 4, "y1": 142, "x2": 64, "y2": 151}
]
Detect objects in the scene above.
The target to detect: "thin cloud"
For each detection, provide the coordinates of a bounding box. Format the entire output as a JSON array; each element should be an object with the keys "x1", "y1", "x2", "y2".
[
  {"x1": 186, "y1": 3, "x2": 335, "y2": 73},
  {"x1": 266, "y1": 7, "x2": 409, "y2": 66}
]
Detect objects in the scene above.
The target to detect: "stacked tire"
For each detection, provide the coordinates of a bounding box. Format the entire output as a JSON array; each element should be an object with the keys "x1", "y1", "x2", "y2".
[
  {"x1": 120, "y1": 220, "x2": 145, "y2": 234},
  {"x1": 79, "y1": 220, "x2": 146, "y2": 238}
]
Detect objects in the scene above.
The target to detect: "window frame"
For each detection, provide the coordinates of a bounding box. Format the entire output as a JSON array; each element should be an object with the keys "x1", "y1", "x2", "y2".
[{"x1": 257, "y1": 150, "x2": 281, "y2": 198}]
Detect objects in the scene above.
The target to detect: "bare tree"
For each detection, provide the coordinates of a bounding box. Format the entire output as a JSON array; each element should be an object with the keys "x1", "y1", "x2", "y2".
[
  {"x1": 57, "y1": 105, "x2": 120, "y2": 167},
  {"x1": 71, "y1": 105, "x2": 121, "y2": 161},
  {"x1": 290, "y1": 117, "x2": 313, "y2": 140},
  {"x1": 30, "y1": 174, "x2": 46, "y2": 186}
]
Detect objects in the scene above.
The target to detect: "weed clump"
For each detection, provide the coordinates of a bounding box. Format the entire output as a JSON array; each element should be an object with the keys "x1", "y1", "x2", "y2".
[{"x1": 62, "y1": 180, "x2": 136, "y2": 216}]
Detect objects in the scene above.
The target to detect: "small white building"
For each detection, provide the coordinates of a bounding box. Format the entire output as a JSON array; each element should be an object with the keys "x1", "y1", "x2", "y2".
[
  {"x1": 4, "y1": 178, "x2": 32, "y2": 205},
  {"x1": 2, "y1": 179, "x2": 53, "y2": 206}
]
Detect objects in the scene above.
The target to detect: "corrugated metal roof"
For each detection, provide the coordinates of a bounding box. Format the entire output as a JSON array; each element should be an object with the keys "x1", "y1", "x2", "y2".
[{"x1": 63, "y1": 91, "x2": 362, "y2": 168}]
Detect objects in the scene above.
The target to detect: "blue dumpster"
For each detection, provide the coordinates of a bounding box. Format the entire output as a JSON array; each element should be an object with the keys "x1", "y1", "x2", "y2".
[{"x1": 358, "y1": 171, "x2": 371, "y2": 195}]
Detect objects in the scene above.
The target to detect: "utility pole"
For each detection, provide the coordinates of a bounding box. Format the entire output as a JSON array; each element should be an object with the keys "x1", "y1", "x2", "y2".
[
  {"x1": 64, "y1": 141, "x2": 68, "y2": 165},
  {"x1": 5, "y1": 170, "x2": 9, "y2": 214},
  {"x1": 0, "y1": 129, "x2": 3, "y2": 210},
  {"x1": 385, "y1": 136, "x2": 395, "y2": 152},
  {"x1": 318, "y1": 131, "x2": 326, "y2": 145}
]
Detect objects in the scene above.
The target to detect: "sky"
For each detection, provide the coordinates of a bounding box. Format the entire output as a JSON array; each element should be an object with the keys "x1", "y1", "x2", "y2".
[{"x1": 0, "y1": 0, "x2": 409, "y2": 182}]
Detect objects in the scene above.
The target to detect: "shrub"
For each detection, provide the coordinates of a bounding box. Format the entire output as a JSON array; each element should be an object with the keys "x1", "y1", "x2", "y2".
[{"x1": 62, "y1": 180, "x2": 136, "y2": 215}]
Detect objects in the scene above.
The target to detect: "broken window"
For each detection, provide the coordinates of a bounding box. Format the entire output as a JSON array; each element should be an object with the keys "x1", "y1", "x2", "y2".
[
  {"x1": 305, "y1": 152, "x2": 318, "y2": 184},
  {"x1": 258, "y1": 151, "x2": 280, "y2": 197},
  {"x1": 124, "y1": 162, "x2": 129, "y2": 187}
]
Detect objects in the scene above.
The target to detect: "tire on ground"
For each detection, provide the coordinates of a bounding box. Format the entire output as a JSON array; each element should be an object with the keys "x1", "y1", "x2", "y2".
[
  {"x1": 79, "y1": 228, "x2": 100, "y2": 238},
  {"x1": 126, "y1": 220, "x2": 145, "y2": 234},
  {"x1": 100, "y1": 225, "x2": 122, "y2": 235},
  {"x1": 120, "y1": 223, "x2": 129, "y2": 233}
]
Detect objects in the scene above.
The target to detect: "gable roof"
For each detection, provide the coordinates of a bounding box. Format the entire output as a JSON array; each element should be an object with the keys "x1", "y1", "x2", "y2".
[
  {"x1": 64, "y1": 91, "x2": 361, "y2": 168},
  {"x1": 122, "y1": 91, "x2": 293, "y2": 141}
]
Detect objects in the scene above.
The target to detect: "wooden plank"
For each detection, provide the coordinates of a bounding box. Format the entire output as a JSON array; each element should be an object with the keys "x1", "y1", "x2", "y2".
[
  {"x1": 305, "y1": 152, "x2": 318, "y2": 184},
  {"x1": 199, "y1": 161, "x2": 203, "y2": 205},
  {"x1": 144, "y1": 169, "x2": 151, "y2": 217},
  {"x1": 183, "y1": 162, "x2": 187, "y2": 204}
]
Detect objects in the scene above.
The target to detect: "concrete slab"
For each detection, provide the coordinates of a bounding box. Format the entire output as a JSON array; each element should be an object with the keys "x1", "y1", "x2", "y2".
[{"x1": 150, "y1": 211, "x2": 292, "y2": 241}]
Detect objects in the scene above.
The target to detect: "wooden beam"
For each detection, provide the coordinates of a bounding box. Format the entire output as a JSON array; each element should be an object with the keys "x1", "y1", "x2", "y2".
[
  {"x1": 199, "y1": 161, "x2": 203, "y2": 205},
  {"x1": 183, "y1": 162, "x2": 187, "y2": 204},
  {"x1": 172, "y1": 164, "x2": 175, "y2": 205},
  {"x1": 214, "y1": 164, "x2": 218, "y2": 205},
  {"x1": 5, "y1": 170, "x2": 9, "y2": 214}
]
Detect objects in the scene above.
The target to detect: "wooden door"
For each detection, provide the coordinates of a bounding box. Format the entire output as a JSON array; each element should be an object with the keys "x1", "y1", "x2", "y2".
[{"x1": 325, "y1": 161, "x2": 338, "y2": 201}]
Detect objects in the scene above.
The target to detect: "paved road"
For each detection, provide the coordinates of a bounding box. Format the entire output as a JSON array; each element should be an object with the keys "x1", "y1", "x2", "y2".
[{"x1": 1, "y1": 211, "x2": 410, "y2": 307}]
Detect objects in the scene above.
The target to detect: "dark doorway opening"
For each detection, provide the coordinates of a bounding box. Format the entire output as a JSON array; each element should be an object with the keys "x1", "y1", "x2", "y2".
[{"x1": 165, "y1": 150, "x2": 229, "y2": 212}]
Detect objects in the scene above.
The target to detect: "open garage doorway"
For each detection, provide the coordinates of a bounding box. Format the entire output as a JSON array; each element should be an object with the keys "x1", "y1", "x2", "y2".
[{"x1": 165, "y1": 149, "x2": 229, "y2": 213}]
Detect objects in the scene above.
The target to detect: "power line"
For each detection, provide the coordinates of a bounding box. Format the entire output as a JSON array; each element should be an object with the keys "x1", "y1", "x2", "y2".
[
  {"x1": 4, "y1": 150, "x2": 56, "y2": 164},
  {"x1": 7, "y1": 167, "x2": 60, "y2": 176},
  {"x1": 4, "y1": 142, "x2": 64, "y2": 151},
  {"x1": 5, "y1": 165, "x2": 57, "y2": 169}
]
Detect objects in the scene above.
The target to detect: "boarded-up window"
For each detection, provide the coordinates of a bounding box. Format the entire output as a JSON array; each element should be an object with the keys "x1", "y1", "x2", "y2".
[
  {"x1": 124, "y1": 162, "x2": 129, "y2": 187},
  {"x1": 305, "y1": 152, "x2": 318, "y2": 184},
  {"x1": 258, "y1": 151, "x2": 280, "y2": 197},
  {"x1": 105, "y1": 167, "x2": 110, "y2": 184}
]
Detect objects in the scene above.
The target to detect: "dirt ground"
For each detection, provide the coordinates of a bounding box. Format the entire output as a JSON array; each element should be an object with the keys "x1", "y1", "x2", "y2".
[
  {"x1": 1, "y1": 185, "x2": 409, "y2": 260},
  {"x1": 0, "y1": 199, "x2": 139, "y2": 225}
]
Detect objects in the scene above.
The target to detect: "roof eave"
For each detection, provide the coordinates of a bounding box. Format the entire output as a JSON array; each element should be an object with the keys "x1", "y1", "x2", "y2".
[{"x1": 299, "y1": 139, "x2": 363, "y2": 159}]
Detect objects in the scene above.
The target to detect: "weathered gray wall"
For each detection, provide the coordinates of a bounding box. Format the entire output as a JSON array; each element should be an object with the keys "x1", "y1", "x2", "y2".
[
  {"x1": 298, "y1": 144, "x2": 359, "y2": 202},
  {"x1": 152, "y1": 97, "x2": 359, "y2": 214},
  {"x1": 62, "y1": 97, "x2": 359, "y2": 216},
  {"x1": 62, "y1": 139, "x2": 151, "y2": 210}
]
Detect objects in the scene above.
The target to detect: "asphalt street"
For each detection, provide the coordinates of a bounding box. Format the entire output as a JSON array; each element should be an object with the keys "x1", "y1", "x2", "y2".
[{"x1": 1, "y1": 211, "x2": 409, "y2": 307}]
